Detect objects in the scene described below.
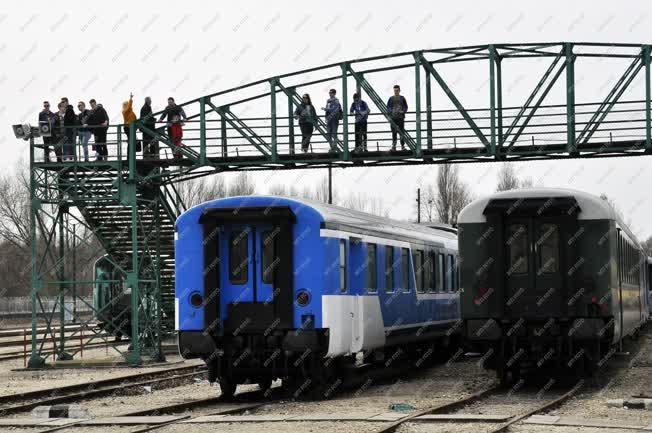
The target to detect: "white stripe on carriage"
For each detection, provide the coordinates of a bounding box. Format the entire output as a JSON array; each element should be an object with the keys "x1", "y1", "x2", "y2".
[
  {"x1": 384, "y1": 318, "x2": 458, "y2": 331},
  {"x1": 414, "y1": 292, "x2": 459, "y2": 301},
  {"x1": 320, "y1": 229, "x2": 411, "y2": 248}
]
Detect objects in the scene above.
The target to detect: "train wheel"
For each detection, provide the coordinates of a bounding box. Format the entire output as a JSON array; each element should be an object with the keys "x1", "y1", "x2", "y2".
[
  {"x1": 218, "y1": 378, "x2": 237, "y2": 400},
  {"x1": 258, "y1": 378, "x2": 273, "y2": 394}
]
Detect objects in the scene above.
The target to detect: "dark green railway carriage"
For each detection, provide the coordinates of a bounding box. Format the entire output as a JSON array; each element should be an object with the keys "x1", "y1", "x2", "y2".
[
  {"x1": 93, "y1": 255, "x2": 131, "y2": 340},
  {"x1": 457, "y1": 188, "x2": 650, "y2": 381}
]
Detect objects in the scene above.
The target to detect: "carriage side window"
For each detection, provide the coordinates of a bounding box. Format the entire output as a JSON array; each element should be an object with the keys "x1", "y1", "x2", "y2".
[
  {"x1": 445, "y1": 254, "x2": 453, "y2": 292},
  {"x1": 229, "y1": 230, "x2": 249, "y2": 284},
  {"x1": 424, "y1": 251, "x2": 433, "y2": 293},
  {"x1": 537, "y1": 224, "x2": 559, "y2": 274},
  {"x1": 507, "y1": 224, "x2": 528, "y2": 274},
  {"x1": 414, "y1": 250, "x2": 424, "y2": 293},
  {"x1": 367, "y1": 244, "x2": 377, "y2": 293},
  {"x1": 261, "y1": 229, "x2": 276, "y2": 284},
  {"x1": 451, "y1": 255, "x2": 457, "y2": 292},
  {"x1": 436, "y1": 253, "x2": 444, "y2": 292},
  {"x1": 402, "y1": 248, "x2": 410, "y2": 292},
  {"x1": 339, "y1": 240, "x2": 347, "y2": 293},
  {"x1": 385, "y1": 246, "x2": 394, "y2": 293}
]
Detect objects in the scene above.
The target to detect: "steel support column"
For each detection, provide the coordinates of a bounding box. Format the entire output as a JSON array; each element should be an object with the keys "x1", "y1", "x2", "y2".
[
  {"x1": 125, "y1": 122, "x2": 141, "y2": 365},
  {"x1": 565, "y1": 43, "x2": 576, "y2": 155},
  {"x1": 414, "y1": 52, "x2": 422, "y2": 157},
  {"x1": 288, "y1": 90, "x2": 295, "y2": 154},
  {"x1": 425, "y1": 66, "x2": 433, "y2": 149},
  {"x1": 645, "y1": 45, "x2": 652, "y2": 152},
  {"x1": 199, "y1": 97, "x2": 206, "y2": 164},
  {"x1": 341, "y1": 64, "x2": 349, "y2": 159},
  {"x1": 489, "y1": 45, "x2": 498, "y2": 158},
  {"x1": 270, "y1": 79, "x2": 278, "y2": 161},
  {"x1": 28, "y1": 137, "x2": 45, "y2": 369}
]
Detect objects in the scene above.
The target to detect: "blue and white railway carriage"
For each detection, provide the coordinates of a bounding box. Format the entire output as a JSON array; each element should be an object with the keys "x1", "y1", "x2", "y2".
[{"x1": 175, "y1": 196, "x2": 460, "y2": 396}]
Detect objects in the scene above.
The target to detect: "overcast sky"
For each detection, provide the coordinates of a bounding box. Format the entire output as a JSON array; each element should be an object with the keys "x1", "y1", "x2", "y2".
[{"x1": 2, "y1": 0, "x2": 652, "y2": 239}]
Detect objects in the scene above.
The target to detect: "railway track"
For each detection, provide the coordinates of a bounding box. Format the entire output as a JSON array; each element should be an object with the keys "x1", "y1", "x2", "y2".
[
  {"x1": 39, "y1": 387, "x2": 279, "y2": 433},
  {"x1": 372, "y1": 380, "x2": 584, "y2": 433},
  {"x1": 0, "y1": 331, "x2": 108, "y2": 349},
  {"x1": 0, "y1": 323, "x2": 97, "y2": 339},
  {"x1": 0, "y1": 364, "x2": 207, "y2": 416},
  {"x1": 0, "y1": 340, "x2": 122, "y2": 362}
]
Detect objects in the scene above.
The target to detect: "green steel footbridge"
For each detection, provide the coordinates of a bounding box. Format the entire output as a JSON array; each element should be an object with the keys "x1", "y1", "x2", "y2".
[{"x1": 24, "y1": 42, "x2": 652, "y2": 366}]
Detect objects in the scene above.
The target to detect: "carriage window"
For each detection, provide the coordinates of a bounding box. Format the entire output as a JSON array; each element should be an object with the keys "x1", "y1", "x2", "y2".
[
  {"x1": 537, "y1": 224, "x2": 559, "y2": 274},
  {"x1": 451, "y1": 255, "x2": 458, "y2": 292},
  {"x1": 445, "y1": 254, "x2": 453, "y2": 292},
  {"x1": 507, "y1": 224, "x2": 528, "y2": 274},
  {"x1": 414, "y1": 250, "x2": 424, "y2": 293},
  {"x1": 402, "y1": 248, "x2": 410, "y2": 292},
  {"x1": 436, "y1": 253, "x2": 444, "y2": 292},
  {"x1": 261, "y1": 229, "x2": 276, "y2": 284},
  {"x1": 424, "y1": 252, "x2": 433, "y2": 293},
  {"x1": 339, "y1": 240, "x2": 347, "y2": 293},
  {"x1": 367, "y1": 244, "x2": 377, "y2": 293},
  {"x1": 229, "y1": 230, "x2": 248, "y2": 284},
  {"x1": 385, "y1": 246, "x2": 394, "y2": 293}
]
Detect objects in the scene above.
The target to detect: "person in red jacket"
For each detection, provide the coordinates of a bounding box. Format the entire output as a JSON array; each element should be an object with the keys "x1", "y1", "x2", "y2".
[{"x1": 170, "y1": 114, "x2": 183, "y2": 159}]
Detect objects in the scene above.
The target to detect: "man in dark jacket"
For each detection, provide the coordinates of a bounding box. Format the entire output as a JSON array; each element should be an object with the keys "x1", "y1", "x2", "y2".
[
  {"x1": 349, "y1": 93, "x2": 370, "y2": 152},
  {"x1": 61, "y1": 97, "x2": 78, "y2": 160},
  {"x1": 386, "y1": 85, "x2": 408, "y2": 150},
  {"x1": 86, "y1": 99, "x2": 109, "y2": 161},
  {"x1": 140, "y1": 97, "x2": 158, "y2": 158},
  {"x1": 159, "y1": 97, "x2": 187, "y2": 141},
  {"x1": 38, "y1": 101, "x2": 56, "y2": 162}
]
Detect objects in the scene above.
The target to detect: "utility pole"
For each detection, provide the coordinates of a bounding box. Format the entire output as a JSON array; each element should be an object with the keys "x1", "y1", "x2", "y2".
[
  {"x1": 416, "y1": 188, "x2": 421, "y2": 223},
  {"x1": 328, "y1": 166, "x2": 333, "y2": 204}
]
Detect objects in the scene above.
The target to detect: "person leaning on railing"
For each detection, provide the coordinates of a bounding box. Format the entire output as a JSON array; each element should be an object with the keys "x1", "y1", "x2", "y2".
[{"x1": 85, "y1": 99, "x2": 109, "y2": 161}]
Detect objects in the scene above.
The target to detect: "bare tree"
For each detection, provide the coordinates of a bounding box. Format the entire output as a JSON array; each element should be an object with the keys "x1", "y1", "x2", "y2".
[
  {"x1": 227, "y1": 172, "x2": 255, "y2": 196},
  {"x1": 520, "y1": 177, "x2": 535, "y2": 188},
  {"x1": 340, "y1": 193, "x2": 389, "y2": 217},
  {"x1": 176, "y1": 176, "x2": 227, "y2": 208},
  {"x1": 496, "y1": 163, "x2": 520, "y2": 192},
  {"x1": 312, "y1": 174, "x2": 330, "y2": 203},
  {"x1": 0, "y1": 161, "x2": 31, "y2": 249},
  {"x1": 431, "y1": 164, "x2": 472, "y2": 225},
  {"x1": 642, "y1": 235, "x2": 652, "y2": 255}
]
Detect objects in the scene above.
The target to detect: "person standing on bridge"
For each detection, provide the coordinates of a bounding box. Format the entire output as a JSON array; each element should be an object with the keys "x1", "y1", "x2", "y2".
[
  {"x1": 322, "y1": 89, "x2": 342, "y2": 152},
  {"x1": 349, "y1": 92, "x2": 370, "y2": 152},
  {"x1": 140, "y1": 97, "x2": 158, "y2": 159},
  {"x1": 122, "y1": 93, "x2": 139, "y2": 156},
  {"x1": 77, "y1": 101, "x2": 91, "y2": 162},
  {"x1": 386, "y1": 84, "x2": 408, "y2": 151},
  {"x1": 61, "y1": 97, "x2": 78, "y2": 160},
  {"x1": 294, "y1": 93, "x2": 317, "y2": 153},
  {"x1": 51, "y1": 102, "x2": 67, "y2": 162},
  {"x1": 170, "y1": 114, "x2": 184, "y2": 160},
  {"x1": 86, "y1": 99, "x2": 109, "y2": 161},
  {"x1": 38, "y1": 101, "x2": 56, "y2": 162},
  {"x1": 159, "y1": 97, "x2": 187, "y2": 141}
]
